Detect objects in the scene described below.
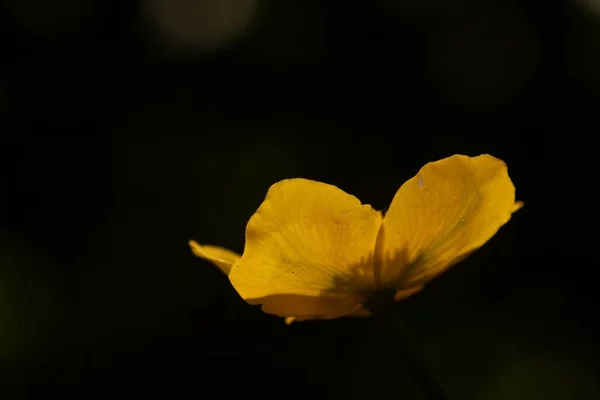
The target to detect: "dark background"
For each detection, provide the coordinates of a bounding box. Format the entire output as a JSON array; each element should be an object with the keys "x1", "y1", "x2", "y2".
[{"x1": 1, "y1": 0, "x2": 598, "y2": 398}]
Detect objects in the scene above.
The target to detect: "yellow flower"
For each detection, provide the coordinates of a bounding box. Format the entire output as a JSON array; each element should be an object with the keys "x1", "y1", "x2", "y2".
[{"x1": 190, "y1": 154, "x2": 523, "y2": 324}]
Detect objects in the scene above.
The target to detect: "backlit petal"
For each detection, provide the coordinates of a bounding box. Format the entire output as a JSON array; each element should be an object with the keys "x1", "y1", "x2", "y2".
[
  {"x1": 394, "y1": 286, "x2": 424, "y2": 302},
  {"x1": 189, "y1": 240, "x2": 240, "y2": 275},
  {"x1": 378, "y1": 154, "x2": 522, "y2": 291},
  {"x1": 284, "y1": 306, "x2": 370, "y2": 325},
  {"x1": 229, "y1": 179, "x2": 382, "y2": 318}
]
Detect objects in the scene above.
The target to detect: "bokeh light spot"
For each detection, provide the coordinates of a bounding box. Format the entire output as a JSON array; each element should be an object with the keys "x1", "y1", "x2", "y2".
[{"x1": 143, "y1": 0, "x2": 260, "y2": 53}]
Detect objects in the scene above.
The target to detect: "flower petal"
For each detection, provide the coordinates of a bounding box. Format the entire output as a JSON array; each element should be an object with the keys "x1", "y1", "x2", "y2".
[
  {"x1": 228, "y1": 179, "x2": 382, "y2": 318},
  {"x1": 378, "y1": 154, "x2": 522, "y2": 291},
  {"x1": 189, "y1": 240, "x2": 240, "y2": 275},
  {"x1": 284, "y1": 306, "x2": 370, "y2": 325}
]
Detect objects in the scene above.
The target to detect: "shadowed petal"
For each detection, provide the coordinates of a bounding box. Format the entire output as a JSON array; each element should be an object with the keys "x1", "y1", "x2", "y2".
[
  {"x1": 284, "y1": 305, "x2": 370, "y2": 325},
  {"x1": 229, "y1": 179, "x2": 382, "y2": 318}
]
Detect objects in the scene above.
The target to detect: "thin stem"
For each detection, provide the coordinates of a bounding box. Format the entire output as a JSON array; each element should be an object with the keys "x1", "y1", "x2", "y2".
[{"x1": 364, "y1": 291, "x2": 452, "y2": 400}]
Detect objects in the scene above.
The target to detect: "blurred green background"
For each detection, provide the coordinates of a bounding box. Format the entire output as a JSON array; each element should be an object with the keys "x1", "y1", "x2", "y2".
[{"x1": 1, "y1": 0, "x2": 598, "y2": 398}]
